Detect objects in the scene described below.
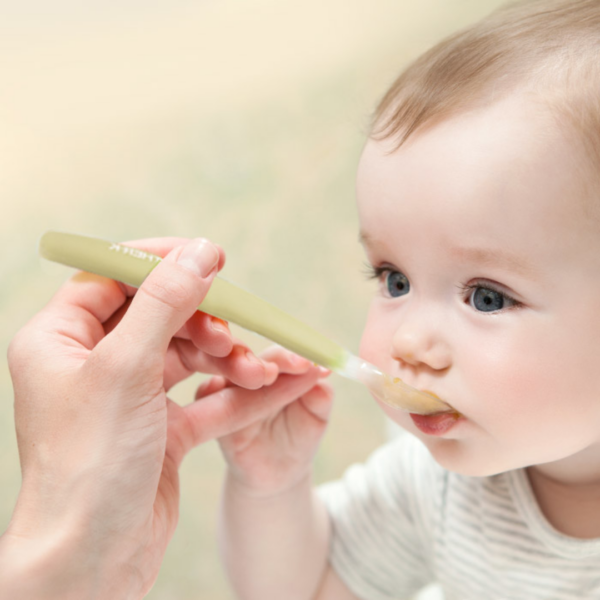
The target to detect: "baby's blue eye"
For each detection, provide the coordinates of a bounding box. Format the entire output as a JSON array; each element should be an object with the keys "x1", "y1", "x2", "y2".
[
  {"x1": 470, "y1": 287, "x2": 506, "y2": 312},
  {"x1": 386, "y1": 271, "x2": 410, "y2": 298}
]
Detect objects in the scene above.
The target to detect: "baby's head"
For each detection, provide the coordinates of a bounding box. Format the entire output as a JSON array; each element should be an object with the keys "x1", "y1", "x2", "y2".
[{"x1": 357, "y1": 0, "x2": 600, "y2": 477}]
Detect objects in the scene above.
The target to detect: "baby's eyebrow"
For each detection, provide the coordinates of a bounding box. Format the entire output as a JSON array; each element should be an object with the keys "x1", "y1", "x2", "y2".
[
  {"x1": 359, "y1": 231, "x2": 540, "y2": 279},
  {"x1": 449, "y1": 246, "x2": 540, "y2": 278},
  {"x1": 358, "y1": 231, "x2": 379, "y2": 249}
]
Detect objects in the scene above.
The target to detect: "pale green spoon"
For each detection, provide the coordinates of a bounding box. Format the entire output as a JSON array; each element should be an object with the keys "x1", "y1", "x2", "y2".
[{"x1": 39, "y1": 231, "x2": 453, "y2": 415}]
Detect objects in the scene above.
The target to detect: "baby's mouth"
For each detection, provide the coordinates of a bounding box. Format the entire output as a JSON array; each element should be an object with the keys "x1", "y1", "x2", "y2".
[
  {"x1": 357, "y1": 362, "x2": 458, "y2": 416},
  {"x1": 409, "y1": 410, "x2": 463, "y2": 436},
  {"x1": 373, "y1": 374, "x2": 454, "y2": 414},
  {"x1": 408, "y1": 389, "x2": 463, "y2": 435}
]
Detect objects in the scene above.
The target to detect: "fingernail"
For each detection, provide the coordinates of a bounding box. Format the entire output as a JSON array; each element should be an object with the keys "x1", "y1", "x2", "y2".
[
  {"x1": 177, "y1": 238, "x2": 219, "y2": 278},
  {"x1": 210, "y1": 317, "x2": 229, "y2": 335}
]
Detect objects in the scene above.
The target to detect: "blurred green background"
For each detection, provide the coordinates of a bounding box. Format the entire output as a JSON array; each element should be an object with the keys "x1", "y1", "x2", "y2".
[{"x1": 1, "y1": 1, "x2": 504, "y2": 597}]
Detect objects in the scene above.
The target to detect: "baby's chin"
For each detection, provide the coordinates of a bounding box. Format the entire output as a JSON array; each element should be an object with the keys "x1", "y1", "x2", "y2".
[{"x1": 423, "y1": 437, "x2": 520, "y2": 478}]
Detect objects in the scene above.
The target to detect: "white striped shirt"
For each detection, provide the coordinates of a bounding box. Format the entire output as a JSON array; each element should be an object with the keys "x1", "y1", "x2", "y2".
[{"x1": 317, "y1": 432, "x2": 600, "y2": 600}]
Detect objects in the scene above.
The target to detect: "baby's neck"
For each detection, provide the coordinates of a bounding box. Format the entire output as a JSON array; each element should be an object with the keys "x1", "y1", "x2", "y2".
[{"x1": 527, "y1": 443, "x2": 600, "y2": 539}]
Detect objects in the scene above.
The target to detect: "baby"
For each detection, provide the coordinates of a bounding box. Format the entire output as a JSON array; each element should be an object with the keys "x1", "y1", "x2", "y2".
[{"x1": 211, "y1": 1, "x2": 600, "y2": 598}]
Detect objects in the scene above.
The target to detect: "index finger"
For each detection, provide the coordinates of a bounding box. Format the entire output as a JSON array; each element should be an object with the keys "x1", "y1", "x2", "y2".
[{"x1": 43, "y1": 236, "x2": 226, "y2": 347}]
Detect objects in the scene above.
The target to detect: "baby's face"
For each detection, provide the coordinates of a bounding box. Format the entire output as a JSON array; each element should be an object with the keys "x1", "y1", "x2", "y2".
[{"x1": 357, "y1": 93, "x2": 600, "y2": 476}]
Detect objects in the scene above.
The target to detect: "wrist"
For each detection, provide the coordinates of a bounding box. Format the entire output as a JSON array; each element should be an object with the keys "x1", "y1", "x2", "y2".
[
  {"x1": 224, "y1": 469, "x2": 313, "y2": 502},
  {"x1": 0, "y1": 521, "x2": 144, "y2": 600},
  {"x1": 7, "y1": 472, "x2": 161, "y2": 599},
  {"x1": 225, "y1": 466, "x2": 314, "y2": 501}
]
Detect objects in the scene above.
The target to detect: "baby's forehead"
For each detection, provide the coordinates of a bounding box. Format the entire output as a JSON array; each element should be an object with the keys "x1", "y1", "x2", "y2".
[
  {"x1": 358, "y1": 96, "x2": 600, "y2": 258},
  {"x1": 367, "y1": 93, "x2": 559, "y2": 157},
  {"x1": 362, "y1": 93, "x2": 592, "y2": 199}
]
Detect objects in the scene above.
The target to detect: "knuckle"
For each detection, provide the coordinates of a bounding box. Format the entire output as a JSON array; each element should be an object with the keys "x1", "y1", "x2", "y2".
[
  {"x1": 260, "y1": 344, "x2": 286, "y2": 359},
  {"x1": 86, "y1": 334, "x2": 160, "y2": 381},
  {"x1": 215, "y1": 388, "x2": 244, "y2": 429},
  {"x1": 316, "y1": 380, "x2": 334, "y2": 396},
  {"x1": 140, "y1": 272, "x2": 192, "y2": 314},
  {"x1": 224, "y1": 385, "x2": 264, "y2": 427}
]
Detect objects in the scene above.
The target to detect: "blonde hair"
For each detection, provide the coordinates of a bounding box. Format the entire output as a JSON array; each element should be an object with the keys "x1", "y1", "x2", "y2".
[{"x1": 372, "y1": 0, "x2": 600, "y2": 167}]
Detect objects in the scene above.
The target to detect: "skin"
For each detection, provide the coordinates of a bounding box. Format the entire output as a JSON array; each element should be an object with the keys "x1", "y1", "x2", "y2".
[
  {"x1": 217, "y1": 91, "x2": 600, "y2": 600},
  {"x1": 358, "y1": 92, "x2": 600, "y2": 536},
  {"x1": 1, "y1": 237, "x2": 327, "y2": 599}
]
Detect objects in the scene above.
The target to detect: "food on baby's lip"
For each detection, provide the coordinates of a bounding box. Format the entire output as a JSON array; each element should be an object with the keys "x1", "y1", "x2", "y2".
[
  {"x1": 373, "y1": 371, "x2": 456, "y2": 415},
  {"x1": 420, "y1": 389, "x2": 462, "y2": 418}
]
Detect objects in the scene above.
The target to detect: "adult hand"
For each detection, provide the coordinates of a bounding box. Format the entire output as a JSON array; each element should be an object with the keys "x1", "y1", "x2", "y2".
[{"x1": 1, "y1": 237, "x2": 281, "y2": 599}]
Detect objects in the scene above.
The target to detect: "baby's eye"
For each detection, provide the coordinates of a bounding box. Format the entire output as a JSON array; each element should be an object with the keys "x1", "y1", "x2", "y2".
[
  {"x1": 462, "y1": 283, "x2": 518, "y2": 313},
  {"x1": 364, "y1": 264, "x2": 410, "y2": 298},
  {"x1": 385, "y1": 271, "x2": 410, "y2": 298}
]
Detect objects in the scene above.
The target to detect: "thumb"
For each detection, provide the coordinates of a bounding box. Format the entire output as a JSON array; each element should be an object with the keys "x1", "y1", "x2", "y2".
[{"x1": 105, "y1": 238, "x2": 221, "y2": 361}]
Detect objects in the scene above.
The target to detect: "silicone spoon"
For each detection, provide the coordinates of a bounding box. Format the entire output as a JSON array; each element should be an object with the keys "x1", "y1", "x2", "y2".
[{"x1": 39, "y1": 231, "x2": 453, "y2": 415}]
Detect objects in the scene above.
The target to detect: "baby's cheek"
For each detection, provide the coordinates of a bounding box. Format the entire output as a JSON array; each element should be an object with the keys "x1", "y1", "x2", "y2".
[
  {"x1": 463, "y1": 333, "x2": 580, "y2": 457},
  {"x1": 464, "y1": 341, "x2": 548, "y2": 421},
  {"x1": 359, "y1": 311, "x2": 389, "y2": 365}
]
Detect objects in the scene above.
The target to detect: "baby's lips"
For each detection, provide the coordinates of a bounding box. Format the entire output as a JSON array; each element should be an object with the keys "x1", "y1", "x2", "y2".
[{"x1": 410, "y1": 411, "x2": 463, "y2": 435}]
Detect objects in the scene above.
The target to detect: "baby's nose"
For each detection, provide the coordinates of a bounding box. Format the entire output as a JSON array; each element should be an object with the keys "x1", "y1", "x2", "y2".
[{"x1": 391, "y1": 317, "x2": 451, "y2": 371}]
